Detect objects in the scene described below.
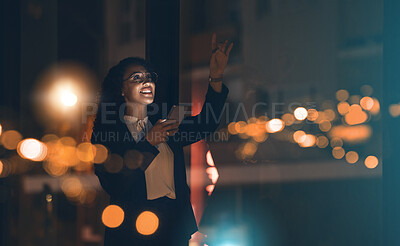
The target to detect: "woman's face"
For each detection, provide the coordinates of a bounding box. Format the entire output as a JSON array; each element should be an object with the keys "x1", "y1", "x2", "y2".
[{"x1": 122, "y1": 65, "x2": 156, "y2": 105}]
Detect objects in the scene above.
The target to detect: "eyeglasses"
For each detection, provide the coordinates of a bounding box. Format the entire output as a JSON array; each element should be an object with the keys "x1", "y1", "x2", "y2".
[{"x1": 123, "y1": 72, "x2": 158, "y2": 84}]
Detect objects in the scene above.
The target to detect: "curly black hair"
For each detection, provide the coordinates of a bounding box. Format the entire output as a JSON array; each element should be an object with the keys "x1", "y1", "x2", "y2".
[{"x1": 92, "y1": 57, "x2": 154, "y2": 132}]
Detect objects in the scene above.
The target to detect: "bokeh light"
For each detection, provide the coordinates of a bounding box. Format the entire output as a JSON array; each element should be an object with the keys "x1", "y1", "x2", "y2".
[
  {"x1": 0, "y1": 160, "x2": 3, "y2": 176},
  {"x1": 76, "y1": 142, "x2": 95, "y2": 163},
  {"x1": 344, "y1": 104, "x2": 368, "y2": 125},
  {"x1": 228, "y1": 122, "x2": 238, "y2": 135},
  {"x1": 316, "y1": 136, "x2": 329, "y2": 148},
  {"x1": 369, "y1": 98, "x2": 380, "y2": 115},
  {"x1": 332, "y1": 147, "x2": 345, "y2": 159},
  {"x1": 94, "y1": 144, "x2": 108, "y2": 164},
  {"x1": 293, "y1": 130, "x2": 306, "y2": 144},
  {"x1": 61, "y1": 177, "x2": 83, "y2": 198},
  {"x1": 329, "y1": 125, "x2": 372, "y2": 143},
  {"x1": 102, "y1": 205, "x2": 125, "y2": 228},
  {"x1": 124, "y1": 149, "x2": 143, "y2": 170},
  {"x1": 104, "y1": 154, "x2": 124, "y2": 173},
  {"x1": 136, "y1": 211, "x2": 159, "y2": 235},
  {"x1": 361, "y1": 85, "x2": 373, "y2": 96},
  {"x1": 206, "y1": 167, "x2": 219, "y2": 184},
  {"x1": 365, "y1": 156, "x2": 379, "y2": 169},
  {"x1": 265, "y1": 119, "x2": 285, "y2": 133},
  {"x1": 345, "y1": 151, "x2": 359, "y2": 164},
  {"x1": 389, "y1": 104, "x2": 400, "y2": 117},
  {"x1": 206, "y1": 151, "x2": 215, "y2": 166},
  {"x1": 294, "y1": 107, "x2": 308, "y2": 121},
  {"x1": 330, "y1": 137, "x2": 343, "y2": 148},
  {"x1": 17, "y1": 138, "x2": 47, "y2": 161},
  {"x1": 336, "y1": 89, "x2": 349, "y2": 101},
  {"x1": 1, "y1": 130, "x2": 23, "y2": 150},
  {"x1": 360, "y1": 97, "x2": 374, "y2": 111},
  {"x1": 337, "y1": 102, "x2": 350, "y2": 115},
  {"x1": 319, "y1": 120, "x2": 332, "y2": 132},
  {"x1": 307, "y1": 109, "x2": 319, "y2": 121},
  {"x1": 282, "y1": 113, "x2": 295, "y2": 126},
  {"x1": 235, "y1": 121, "x2": 247, "y2": 134},
  {"x1": 299, "y1": 134, "x2": 316, "y2": 148}
]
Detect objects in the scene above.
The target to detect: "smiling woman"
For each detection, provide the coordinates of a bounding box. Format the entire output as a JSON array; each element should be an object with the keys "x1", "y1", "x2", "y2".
[{"x1": 91, "y1": 33, "x2": 231, "y2": 246}]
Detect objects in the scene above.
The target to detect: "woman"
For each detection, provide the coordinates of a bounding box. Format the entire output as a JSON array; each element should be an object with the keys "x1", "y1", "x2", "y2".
[{"x1": 91, "y1": 33, "x2": 233, "y2": 246}]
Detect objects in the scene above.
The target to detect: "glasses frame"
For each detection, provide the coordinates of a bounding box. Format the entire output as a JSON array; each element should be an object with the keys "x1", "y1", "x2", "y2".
[{"x1": 123, "y1": 71, "x2": 158, "y2": 84}]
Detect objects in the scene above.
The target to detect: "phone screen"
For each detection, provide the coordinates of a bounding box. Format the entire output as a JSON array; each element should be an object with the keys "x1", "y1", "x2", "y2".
[{"x1": 167, "y1": 105, "x2": 187, "y2": 124}]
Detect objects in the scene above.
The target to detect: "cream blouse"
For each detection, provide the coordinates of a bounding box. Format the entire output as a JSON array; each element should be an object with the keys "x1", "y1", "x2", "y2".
[{"x1": 124, "y1": 115, "x2": 176, "y2": 200}]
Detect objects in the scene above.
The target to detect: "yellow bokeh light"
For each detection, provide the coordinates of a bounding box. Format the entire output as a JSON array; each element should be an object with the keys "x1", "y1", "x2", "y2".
[
  {"x1": 365, "y1": 156, "x2": 379, "y2": 169},
  {"x1": 0, "y1": 160, "x2": 3, "y2": 176},
  {"x1": 282, "y1": 113, "x2": 295, "y2": 126},
  {"x1": 316, "y1": 136, "x2": 329, "y2": 148},
  {"x1": 61, "y1": 90, "x2": 78, "y2": 106},
  {"x1": 0, "y1": 124, "x2": 2, "y2": 136},
  {"x1": 294, "y1": 107, "x2": 308, "y2": 121},
  {"x1": 336, "y1": 89, "x2": 349, "y2": 101},
  {"x1": 136, "y1": 211, "x2": 159, "y2": 235},
  {"x1": 17, "y1": 138, "x2": 47, "y2": 161},
  {"x1": 345, "y1": 151, "x2": 359, "y2": 164},
  {"x1": 299, "y1": 134, "x2": 316, "y2": 148},
  {"x1": 337, "y1": 102, "x2": 350, "y2": 115},
  {"x1": 307, "y1": 109, "x2": 319, "y2": 121},
  {"x1": 293, "y1": 130, "x2": 306, "y2": 143},
  {"x1": 1, "y1": 130, "x2": 23, "y2": 150},
  {"x1": 332, "y1": 147, "x2": 345, "y2": 159},
  {"x1": 43, "y1": 161, "x2": 68, "y2": 176},
  {"x1": 265, "y1": 119, "x2": 285, "y2": 133},
  {"x1": 360, "y1": 97, "x2": 374, "y2": 111},
  {"x1": 102, "y1": 205, "x2": 125, "y2": 228},
  {"x1": 319, "y1": 120, "x2": 332, "y2": 132}
]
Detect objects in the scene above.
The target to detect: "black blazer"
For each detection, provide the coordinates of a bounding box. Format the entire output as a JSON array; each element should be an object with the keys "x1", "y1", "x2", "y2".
[{"x1": 91, "y1": 83, "x2": 229, "y2": 245}]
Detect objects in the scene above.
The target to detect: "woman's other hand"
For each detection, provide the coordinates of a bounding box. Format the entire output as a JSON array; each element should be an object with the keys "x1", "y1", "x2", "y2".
[
  {"x1": 145, "y1": 119, "x2": 179, "y2": 146},
  {"x1": 209, "y1": 33, "x2": 233, "y2": 78}
]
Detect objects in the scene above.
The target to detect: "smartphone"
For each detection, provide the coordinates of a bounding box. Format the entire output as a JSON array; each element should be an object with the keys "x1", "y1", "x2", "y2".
[{"x1": 167, "y1": 105, "x2": 187, "y2": 124}]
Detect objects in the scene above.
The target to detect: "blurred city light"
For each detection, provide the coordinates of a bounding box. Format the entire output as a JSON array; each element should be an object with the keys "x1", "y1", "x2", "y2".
[
  {"x1": 61, "y1": 177, "x2": 83, "y2": 198},
  {"x1": 0, "y1": 123, "x2": 2, "y2": 136},
  {"x1": 293, "y1": 130, "x2": 306, "y2": 144},
  {"x1": 0, "y1": 160, "x2": 3, "y2": 176},
  {"x1": 365, "y1": 156, "x2": 379, "y2": 169},
  {"x1": 337, "y1": 102, "x2": 350, "y2": 115},
  {"x1": 344, "y1": 104, "x2": 368, "y2": 125},
  {"x1": 319, "y1": 120, "x2": 332, "y2": 132},
  {"x1": 316, "y1": 136, "x2": 329, "y2": 148},
  {"x1": 336, "y1": 89, "x2": 349, "y2": 101},
  {"x1": 281, "y1": 113, "x2": 295, "y2": 126},
  {"x1": 102, "y1": 205, "x2": 125, "y2": 228},
  {"x1": 294, "y1": 107, "x2": 308, "y2": 121},
  {"x1": 206, "y1": 151, "x2": 215, "y2": 166},
  {"x1": 332, "y1": 147, "x2": 345, "y2": 159},
  {"x1": 345, "y1": 151, "x2": 359, "y2": 164},
  {"x1": 329, "y1": 125, "x2": 372, "y2": 143},
  {"x1": 389, "y1": 104, "x2": 400, "y2": 117},
  {"x1": 307, "y1": 109, "x2": 319, "y2": 121},
  {"x1": 360, "y1": 84, "x2": 373, "y2": 96},
  {"x1": 136, "y1": 211, "x2": 159, "y2": 235},
  {"x1": 299, "y1": 134, "x2": 316, "y2": 148},
  {"x1": 360, "y1": 96, "x2": 374, "y2": 110},
  {"x1": 265, "y1": 118, "x2": 284, "y2": 133},
  {"x1": 17, "y1": 138, "x2": 47, "y2": 161},
  {"x1": 1, "y1": 130, "x2": 23, "y2": 150}
]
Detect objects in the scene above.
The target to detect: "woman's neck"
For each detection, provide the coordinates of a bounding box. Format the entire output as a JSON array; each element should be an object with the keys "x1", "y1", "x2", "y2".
[{"x1": 125, "y1": 102, "x2": 147, "y2": 120}]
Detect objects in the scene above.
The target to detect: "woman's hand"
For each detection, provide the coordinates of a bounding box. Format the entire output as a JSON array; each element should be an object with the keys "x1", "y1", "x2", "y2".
[
  {"x1": 209, "y1": 33, "x2": 234, "y2": 78},
  {"x1": 145, "y1": 119, "x2": 179, "y2": 146}
]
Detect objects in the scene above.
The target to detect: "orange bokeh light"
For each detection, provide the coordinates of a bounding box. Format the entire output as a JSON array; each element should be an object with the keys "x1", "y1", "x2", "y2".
[
  {"x1": 344, "y1": 104, "x2": 368, "y2": 125},
  {"x1": 345, "y1": 151, "x2": 359, "y2": 164},
  {"x1": 1, "y1": 130, "x2": 22, "y2": 150},
  {"x1": 102, "y1": 205, "x2": 125, "y2": 228},
  {"x1": 332, "y1": 147, "x2": 345, "y2": 159},
  {"x1": 294, "y1": 107, "x2": 308, "y2": 121},
  {"x1": 17, "y1": 138, "x2": 48, "y2": 161},
  {"x1": 360, "y1": 97, "x2": 374, "y2": 111},
  {"x1": 365, "y1": 156, "x2": 379, "y2": 169},
  {"x1": 136, "y1": 211, "x2": 159, "y2": 235},
  {"x1": 265, "y1": 119, "x2": 285, "y2": 133}
]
